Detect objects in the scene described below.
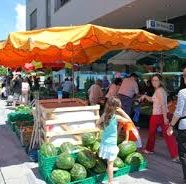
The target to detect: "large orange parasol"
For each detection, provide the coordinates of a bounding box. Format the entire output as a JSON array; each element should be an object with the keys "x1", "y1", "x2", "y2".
[{"x1": 0, "y1": 24, "x2": 179, "y2": 68}]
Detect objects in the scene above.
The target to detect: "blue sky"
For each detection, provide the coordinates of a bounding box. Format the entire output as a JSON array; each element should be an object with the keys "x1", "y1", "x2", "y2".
[{"x1": 0, "y1": 0, "x2": 26, "y2": 40}]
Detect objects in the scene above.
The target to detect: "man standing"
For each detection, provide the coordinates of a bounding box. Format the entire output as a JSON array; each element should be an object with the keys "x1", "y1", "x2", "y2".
[
  {"x1": 118, "y1": 73, "x2": 139, "y2": 115},
  {"x1": 62, "y1": 78, "x2": 73, "y2": 98}
]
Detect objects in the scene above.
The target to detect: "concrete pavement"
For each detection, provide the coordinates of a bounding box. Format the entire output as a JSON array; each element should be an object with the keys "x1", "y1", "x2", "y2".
[{"x1": 0, "y1": 99, "x2": 184, "y2": 184}]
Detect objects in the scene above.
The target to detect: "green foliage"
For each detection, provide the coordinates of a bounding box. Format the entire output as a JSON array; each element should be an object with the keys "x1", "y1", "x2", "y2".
[{"x1": 0, "y1": 67, "x2": 7, "y2": 76}]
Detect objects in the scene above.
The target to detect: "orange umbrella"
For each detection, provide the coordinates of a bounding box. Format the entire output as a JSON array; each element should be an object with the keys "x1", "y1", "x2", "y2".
[{"x1": 0, "y1": 24, "x2": 179, "y2": 68}]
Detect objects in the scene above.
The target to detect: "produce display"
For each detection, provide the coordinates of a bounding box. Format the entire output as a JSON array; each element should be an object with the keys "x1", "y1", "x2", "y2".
[
  {"x1": 39, "y1": 132, "x2": 146, "y2": 184},
  {"x1": 7, "y1": 104, "x2": 34, "y2": 148},
  {"x1": 15, "y1": 105, "x2": 32, "y2": 113},
  {"x1": 40, "y1": 143, "x2": 58, "y2": 157},
  {"x1": 59, "y1": 142, "x2": 74, "y2": 154},
  {"x1": 82, "y1": 132, "x2": 96, "y2": 146},
  {"x1": 51, "y1": 170, "x2": 71, "y2": 184},
  {"x1": 125, "y1": 152, "x2": 144, "y2": 165},
  {"x1": 93, "y1": 158, "x2": 106, "y2": 174},
  {"x1": 7, "y1": 105, "x2": 33, "y2": 122},
  {"x1": 77, "y1": 150, "x2": 96, "y2": 169},
  {"x1": 70, "y1": 163, "x2": 87, "y2": 181},
  {"x1": 114, "y1": 157, "x2": 125, "y2": 168},
  {"x1": 118, "y1": 141, "x2": 137, "y2": 158},
  {"x1": 56, "y1": 153, "x2": 75, "y2": 170}
]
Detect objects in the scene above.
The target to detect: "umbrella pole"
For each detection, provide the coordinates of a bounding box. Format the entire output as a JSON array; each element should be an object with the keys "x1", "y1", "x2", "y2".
[
  {"x1": 160, "y1": 53, "x2": 164, "y2": 74},
  {"x1": 72, "y1": 66, "x2": 75, "y2": 99}
]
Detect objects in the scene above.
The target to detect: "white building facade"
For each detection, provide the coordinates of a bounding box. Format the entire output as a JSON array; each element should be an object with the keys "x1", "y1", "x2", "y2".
[{"x1": 26, "y1": 0, "x2": 186, "y2": 30}]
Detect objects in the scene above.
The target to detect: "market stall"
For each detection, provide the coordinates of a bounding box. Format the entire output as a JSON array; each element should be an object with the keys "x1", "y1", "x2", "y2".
[{"x1": 1, "y1": 24, "x2": 180, "y2": 184}]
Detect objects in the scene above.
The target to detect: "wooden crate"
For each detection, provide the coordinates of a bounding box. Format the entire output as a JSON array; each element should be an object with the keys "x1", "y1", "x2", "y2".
[{"x1": 36, "y1": 98, "x2": 100, "y2": 147}]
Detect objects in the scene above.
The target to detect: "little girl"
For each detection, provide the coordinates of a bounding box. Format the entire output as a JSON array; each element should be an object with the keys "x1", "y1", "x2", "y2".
[{"x1": 97, "y1": 97, "x2": 132, "y2": 184}]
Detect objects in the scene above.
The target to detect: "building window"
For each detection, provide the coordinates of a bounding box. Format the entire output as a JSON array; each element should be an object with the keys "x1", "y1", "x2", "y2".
[
  {"x1": 30, "y1": 9, "x2": 37, "y2": 30},
  {"x1": 55, "y1": 0, "x2": 70, "y2": 11}
]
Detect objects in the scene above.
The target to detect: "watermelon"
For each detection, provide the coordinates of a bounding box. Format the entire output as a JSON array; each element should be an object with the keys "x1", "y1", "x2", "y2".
[
  {"x1": 91, "y1": 141, "x2": 100, "y2": 153},
  {"x1": 125, "y1": 152, "x2": 144, "y2": 166},
  {"x1": 70, "y1": 163, "x2": 87, "y2": 181},
  {"x1": 93, "y1": 158, "x2": 106, "y2": 173},
  {"x1": 56, "y1": 153, "x2": 75, "y2": 170},
  {"x1": 118, "y1": 141, "x2": 137, "y2": 158},
  {"x1": 40, "y1": 143, "x2": 57, "y2": 157},
  {"x1": 82, "y1": 133, "x2": 96, "y2": 146},
  {"x1": 51, "y1": 170, "x2": 71, "y2": 184},
  {"x1": 77, "y1": 150, "x2": 96, "y2": 169},
  {"x1": 114, "y1": 157, "x2": 125, "y2": 168},
  {"x1": 59, "y1": 142, "x2": 74, "y2": 154},
  {"x1": 117, "y1": 135, "x2": 125, "y2": 145}
]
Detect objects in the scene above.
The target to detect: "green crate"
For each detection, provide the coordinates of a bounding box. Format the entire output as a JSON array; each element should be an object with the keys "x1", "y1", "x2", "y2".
[
  {"x1": 48, "y1": 173, "x2": 97, "y2": 184},
  {"x1": 38, "y1": 148, "x2": 80, "y2": 181},
  {"x1": 47, "y1": 161, "x2": 147, "y2": 184},
  {"x1": 14, "y1": 124, "x2": 20, "y2": 138},
  {"x1": 38, "y1": 151, "x2": 58, "y2": 180},
  {"x1": 7, "y1": 121, "x2": 16, "y2": 132}
]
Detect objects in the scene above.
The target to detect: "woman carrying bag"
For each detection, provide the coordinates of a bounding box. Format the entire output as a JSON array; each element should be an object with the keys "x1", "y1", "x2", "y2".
[{"x1": 140, "y1": 74, "x2": 178, "y2": 161}]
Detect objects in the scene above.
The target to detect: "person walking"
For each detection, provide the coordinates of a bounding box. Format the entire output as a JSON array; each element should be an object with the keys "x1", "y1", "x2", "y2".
[
  {"x1": 140, "y1": 74, "x2": 178, "y2": 161},
  {"x1": 12, "y1": 75, "x2": 22, "y2": 107},
  {"x1": 21, "y1": 78, "x2": 30, "y2": 105},
  {"x1": 179, "y1": 66, "x2": 186, "y2": 90},
  {"x1": 97, "y1": 97, "x2": 133, "y2": 184},
  {"x1": 118, "y1": 73, "x2": 139, "y2": 115},
  {"x1": 167, "y1": 89, "x2": 186, "y2": 183}
]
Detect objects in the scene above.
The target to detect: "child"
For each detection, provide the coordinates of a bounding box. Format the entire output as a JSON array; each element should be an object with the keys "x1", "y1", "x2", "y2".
[
  {"x1": 97, "y1": 97, "x2": 132, "y2": 184},
  {"x1": 116, "y1": 107, "x2": 142, "y2": 148}
]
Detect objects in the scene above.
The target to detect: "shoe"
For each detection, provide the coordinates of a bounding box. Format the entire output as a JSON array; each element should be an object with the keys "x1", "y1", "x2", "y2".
[
  {"x1": 142, "y1": 149, "x2": 154, "y2": 154},
  {"x1": 172, "y1": 157, "x2": 180, "y2": 164}
]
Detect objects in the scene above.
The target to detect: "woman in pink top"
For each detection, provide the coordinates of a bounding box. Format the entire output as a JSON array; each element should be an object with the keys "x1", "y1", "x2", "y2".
[
  {"x1": 140, "y1": 74, "x2": 178, "y2": 161},
  {"x1": 106, "y1": 78, "x2": 122, "y2": 99}
]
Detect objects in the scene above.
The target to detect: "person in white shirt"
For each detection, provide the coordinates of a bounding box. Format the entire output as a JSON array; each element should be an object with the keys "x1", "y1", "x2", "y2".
[
  {"x1": 22, "y1": 78, "x2": 30, "y2": 105},
  {"x1": 167, "y1": 88, "x2": 186, "y2": 182},
  {"x1": 118, "y1": 73, "x2": 139, "y2": 115}
]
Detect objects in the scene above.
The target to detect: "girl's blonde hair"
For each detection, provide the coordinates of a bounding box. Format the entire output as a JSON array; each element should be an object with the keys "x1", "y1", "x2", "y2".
[{"x1": 100, "y1": 97, "x2": 121, "y2": 128}]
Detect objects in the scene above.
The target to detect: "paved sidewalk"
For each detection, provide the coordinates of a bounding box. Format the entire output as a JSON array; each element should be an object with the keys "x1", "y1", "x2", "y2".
[{"x1": 0, "y1": 99, "x2": 184, "y2": 184}]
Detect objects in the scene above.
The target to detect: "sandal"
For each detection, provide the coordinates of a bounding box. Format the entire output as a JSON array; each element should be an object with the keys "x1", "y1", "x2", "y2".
[
  {"x1": 142, "y1": 149, "x2": 154, "y2": 154},
  {"x1": 172, "y1": 157, "x2": 180, "y2": 164}
]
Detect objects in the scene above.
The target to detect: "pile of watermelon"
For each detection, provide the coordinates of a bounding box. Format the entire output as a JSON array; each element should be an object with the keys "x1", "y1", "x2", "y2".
[{"x1": 40, "y1": 132, "x2": 144, "y2": 184}]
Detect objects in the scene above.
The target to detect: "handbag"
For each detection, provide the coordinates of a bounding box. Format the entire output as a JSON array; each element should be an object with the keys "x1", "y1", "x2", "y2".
[{"x1": 173, "y1": 116, "x2": 186, "y2": 137}]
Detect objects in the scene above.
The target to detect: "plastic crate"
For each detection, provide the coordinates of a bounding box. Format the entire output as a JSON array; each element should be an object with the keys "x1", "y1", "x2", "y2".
[
  {"x1": 14, "y1": 124, "x2": 20, "y2": 138},
  {"x1": 38, "y1": 151, "x2": 58, "y2": 180},
  {"x1": 7, "y1": 121, "x2": 16, "y2": 132},
  {"x1": 48, "y1": 173, "x2": 97, "y2": 184},
  {"x1": 47, "y1": 161, "x2": 147, "y2": 184}
]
